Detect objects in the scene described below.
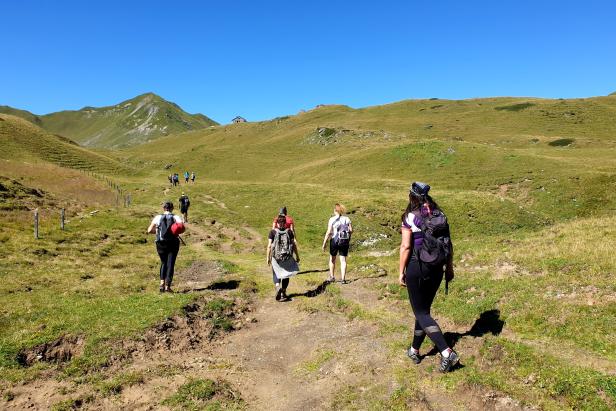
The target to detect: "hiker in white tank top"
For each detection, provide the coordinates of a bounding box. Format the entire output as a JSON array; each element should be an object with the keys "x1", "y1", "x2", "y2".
[{"x1": 321, "y1": 203, "x2": 353, "y2": 284}]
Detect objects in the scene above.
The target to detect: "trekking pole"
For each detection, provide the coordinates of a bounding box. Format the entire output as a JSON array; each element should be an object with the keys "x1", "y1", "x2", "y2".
[
  {"x1": 179, "y1": 236, "x2": 187, "y2": 246},
  {"x1": 60, "y1": 208, "x2": 65, "y2": 231}
]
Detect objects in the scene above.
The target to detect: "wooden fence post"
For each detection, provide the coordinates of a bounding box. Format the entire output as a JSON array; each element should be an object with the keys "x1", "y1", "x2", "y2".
[
  {"x1": 61, "y1": 208, "x2": 65, "y2": 230},
  {"x1": 34, "y1": 209, "x2": 39, "y2": 239}
]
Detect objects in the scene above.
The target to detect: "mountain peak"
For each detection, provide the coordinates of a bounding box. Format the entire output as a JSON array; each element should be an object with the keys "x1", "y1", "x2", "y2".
[{"x1": 3, "y1": 93, "x2": 218, "y2": 148}]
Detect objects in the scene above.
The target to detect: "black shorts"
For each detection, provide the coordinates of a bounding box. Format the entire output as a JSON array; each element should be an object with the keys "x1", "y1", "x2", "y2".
[{"x1": 330, "y1": 239, "x2": 349, "y2": 257}]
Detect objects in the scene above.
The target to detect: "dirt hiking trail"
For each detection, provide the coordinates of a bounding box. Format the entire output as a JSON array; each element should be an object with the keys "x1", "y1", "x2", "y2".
[{"x1": 6, "y1": 261, "x2": 533, "y2": 410}]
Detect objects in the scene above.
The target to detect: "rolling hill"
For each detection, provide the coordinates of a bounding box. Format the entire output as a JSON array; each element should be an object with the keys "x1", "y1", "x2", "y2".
[
  {"x1": 0, "y1": 93, "x2": 218, "y2": 149},
  {"x1": 1, "y1": 93, "x2": 615, "y2": 410},
  {"x1": 0, "y1": 113, "x2": 125, "y2": 173}
]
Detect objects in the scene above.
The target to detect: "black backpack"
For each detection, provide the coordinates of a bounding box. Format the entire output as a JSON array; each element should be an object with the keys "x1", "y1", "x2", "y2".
[
  {"x1": 180, "y1": 196, "x2": 190, "y2": 208},
  {"x1": 272, "y1": 229, "x2": 294, "y2": 261},
  {"x1": 413, "y1": 208, "x2": 452, "y2": 267},
  {"x1": 157, "y1": 214, "x2": 177, "y2": 244}
]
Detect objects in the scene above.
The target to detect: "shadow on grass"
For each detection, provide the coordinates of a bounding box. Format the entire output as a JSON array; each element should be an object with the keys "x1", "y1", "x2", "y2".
[
  {"x1": 287, "y1": 280, "x2": 331, "y2": 298},
  {"x1": 425, "y1": 309, "x2": 505, "y2": 357},
  {"x1": 178, "y1": 280, "x2": 241, "y2": 293},
  {"x1": 297, "y1": 268, "x2": 329, "y2": 275}
]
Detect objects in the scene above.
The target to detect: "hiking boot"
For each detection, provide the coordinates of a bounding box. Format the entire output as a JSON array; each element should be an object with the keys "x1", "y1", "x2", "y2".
[
  {"x1": 439, "y1": 350, "x2": 459, "y2": 373},
  {"x1": 159, "y1": 285, "x2": 165, "y2": 293},
  {"x1": 281, "y1": 289, "x2": 290, "y2": 301},
  {"x1": 407, "y1": 348, "x2": 421, "y2": 364},
  {"x1": 275, "y1": 285, "x2": 283, "y2": 301}
]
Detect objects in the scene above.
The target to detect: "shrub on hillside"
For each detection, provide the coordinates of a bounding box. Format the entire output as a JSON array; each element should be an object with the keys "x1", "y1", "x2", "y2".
[{"x1": 494, "y1": 102, "x2": 535, "y2": 112}]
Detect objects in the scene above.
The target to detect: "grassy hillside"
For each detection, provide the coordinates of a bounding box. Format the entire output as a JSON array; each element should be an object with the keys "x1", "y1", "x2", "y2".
[
  {"x1": 0, "y1": 114, "x2": 125, "y2": 173},
  {"x1": 1, "y1": 94, "x2": 615, "y2": 409},
  {"x1": 0, "y1": 93, "x2": 218, "y2": 149}
]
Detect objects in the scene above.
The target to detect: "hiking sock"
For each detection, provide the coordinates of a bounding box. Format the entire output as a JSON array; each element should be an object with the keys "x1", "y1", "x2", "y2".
[{"x1": 441, "y1": 348, "x2": 452, "y2": 358}]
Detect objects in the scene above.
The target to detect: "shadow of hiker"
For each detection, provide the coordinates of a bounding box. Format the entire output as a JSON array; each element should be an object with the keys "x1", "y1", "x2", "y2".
[
  {"x1": 287, "y1": 280, "x2": 331, "y2": 298},
  {"x1": 424, "y1": 309, "x2": 505, "y2": 357},
  {"x1": 297, "y1": 268, "x2": 329, "y2": 275}
]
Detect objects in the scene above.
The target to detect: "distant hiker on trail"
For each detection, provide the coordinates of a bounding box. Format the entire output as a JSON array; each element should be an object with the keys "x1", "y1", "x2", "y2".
[
  {"x1": 321, "y1": 203, "x2": 352, "y2": 284},
  {"x1": 191, "y1": 172, "x2": 196, "y2": 183},
  {"x1": 184, "y1": 171, "x2": 190, "y2": 183},
  {"x1": 399, "y1": 182, "x2": 458, "y2": 372},
  {"x1": 179, "y1": 193, "x2": 190, "y2": 223},
  {"x1": 173, "y1": 173, "x2": 179, "y2": 186},
  {"x1": 272, "y1": 206, "x2": 295, "y2": 234},
  {"x1": 267, "y1": 214, "x2": 300, "y2": 301},
  {"x1": 168, "y1": 175, "x2": 173, "y2": 186},
  {"x1": 147, "y1": 201, "x2": 185, "y2": 293}
]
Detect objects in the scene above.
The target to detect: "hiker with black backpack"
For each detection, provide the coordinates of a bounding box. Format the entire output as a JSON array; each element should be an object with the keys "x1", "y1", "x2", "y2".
[
  {"x1": 147, "y1": 201, "x2": 185, "y2": 292},
  {"x1": 321, "y1": 203, "x2": 352, "y2": 284},
  {"x1": 267, "y1": 214, "x2": 300, "y2": 301},
  {"x1": 179, "y1": 193, "x2": 190, "y2": 223},
  {"x1": 271, "y1": 206, "x2": 295, "y2": 234},
  {"x1": 398, "y1": 182, "x2": 458, "y2": 372}
]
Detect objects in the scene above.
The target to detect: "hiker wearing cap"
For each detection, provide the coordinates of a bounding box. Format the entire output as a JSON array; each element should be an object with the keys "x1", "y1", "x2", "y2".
[
  {"x1": 399, "y1": 182, "x2": 458, "y2": 372},
  {"x1": 272, "y1": 206, "x2": 295, "y2": 234},
  {"x1": 179, "y1": 193, "x2": 190, "y2": 223},
  {"x1": 321, "y1": 203, "x2": 352, "y2": 284},
  {"x1": 267, "y1": 214, "x2": 300, "y2": 301},
  {"x1": 147, "y1": 201, "x2": 185, "y2": 292}
]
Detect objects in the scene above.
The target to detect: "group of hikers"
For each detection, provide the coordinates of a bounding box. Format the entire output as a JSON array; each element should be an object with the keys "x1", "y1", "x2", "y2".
[
  {"x1": 265, "y1": 204, "x2": 352, "y2": 301},
  {"x1": 168, "y1": 171, "x2": 196, "y2": 186},
  {"x1": 146, "y1": 181, "x2": 459, "y2": 372}
]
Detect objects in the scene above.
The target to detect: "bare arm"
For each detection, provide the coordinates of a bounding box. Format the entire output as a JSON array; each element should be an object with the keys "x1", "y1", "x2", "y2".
[
  {"x1": 322, "y1": 224, "x2": 332, "y2": 250},
  {"x1": 293, "y1": 238, "x2": 300, "y2": 262},
  {"x1": 147, "y1": 222, "x2": 157, "y2": 234},
  {"x1": 399, "y1": 228, "x2": 412, "y2": 286},
  {"x1": 266, "y1": 239, "x2": 273, "y2": 265}
]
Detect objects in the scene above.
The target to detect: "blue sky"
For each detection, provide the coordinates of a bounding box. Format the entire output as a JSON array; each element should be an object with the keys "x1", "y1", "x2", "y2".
[{"x1": 1, "y1": 1, "x2": 615, "y2": 123}]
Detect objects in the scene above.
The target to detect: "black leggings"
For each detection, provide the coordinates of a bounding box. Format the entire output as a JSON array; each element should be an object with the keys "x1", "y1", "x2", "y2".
[
  {"x1": 272, "y1": 270, "x2": 289, "y2": 289},
  {"x1": 156, "y1": 241, "x2": 180, "y2": 285},
  {"x1": 405, "y1": 258, "x2": 448, "y2": 352}
]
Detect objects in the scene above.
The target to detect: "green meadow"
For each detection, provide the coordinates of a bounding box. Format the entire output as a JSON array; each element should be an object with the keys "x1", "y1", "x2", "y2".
[{"x1": 0, "y1": 95, "x2": 615, "y2": 409}]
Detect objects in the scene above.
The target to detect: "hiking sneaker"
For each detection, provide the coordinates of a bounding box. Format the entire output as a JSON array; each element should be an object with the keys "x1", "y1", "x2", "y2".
[
  {"x1": 159, "y1": 285, "x2": 165, "y2": 293},
  {"x1": 275, "y1": 285, "x2": 283, "y2": 301},
  {"x1": 281, "y1": 289, "x2": 291, "y2": 301},
  {"x1": 407, "y1": 348, "x2": 421, "y2": 364},
  {"x1": 439, "y1": 350, "x2": 459, "y2": 373}
]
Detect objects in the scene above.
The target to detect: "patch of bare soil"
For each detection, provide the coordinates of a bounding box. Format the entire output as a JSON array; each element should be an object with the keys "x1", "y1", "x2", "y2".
[
  {"x1": 207, "y1": 283, "x2": 399, "y2": 410},
  {"x1": 5, "y1": 270, "x2": 251, "y2": 411},
  {"x1": 184, "y1": 218, "x2": 263, "y2": 254},
  {"x1": 16, "y1": 335, "x2": 84, "y2": 367},
  {"x1": 174, "y1": 260, "x2": 229, "y2": 293}
]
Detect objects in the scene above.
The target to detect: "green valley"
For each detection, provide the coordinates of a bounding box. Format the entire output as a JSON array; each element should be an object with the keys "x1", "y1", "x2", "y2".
[{"x1": 0, "y1": 94, "x2": 614, "y2": 410}]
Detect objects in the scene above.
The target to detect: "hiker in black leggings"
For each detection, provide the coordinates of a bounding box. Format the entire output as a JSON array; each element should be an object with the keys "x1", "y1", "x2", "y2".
[
  {"x1": 398, "y1": 182, "x2": 458, "y2": 372},
  {"x1": 147, "y1": 201, "x2": 183, "y2": 292}
]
